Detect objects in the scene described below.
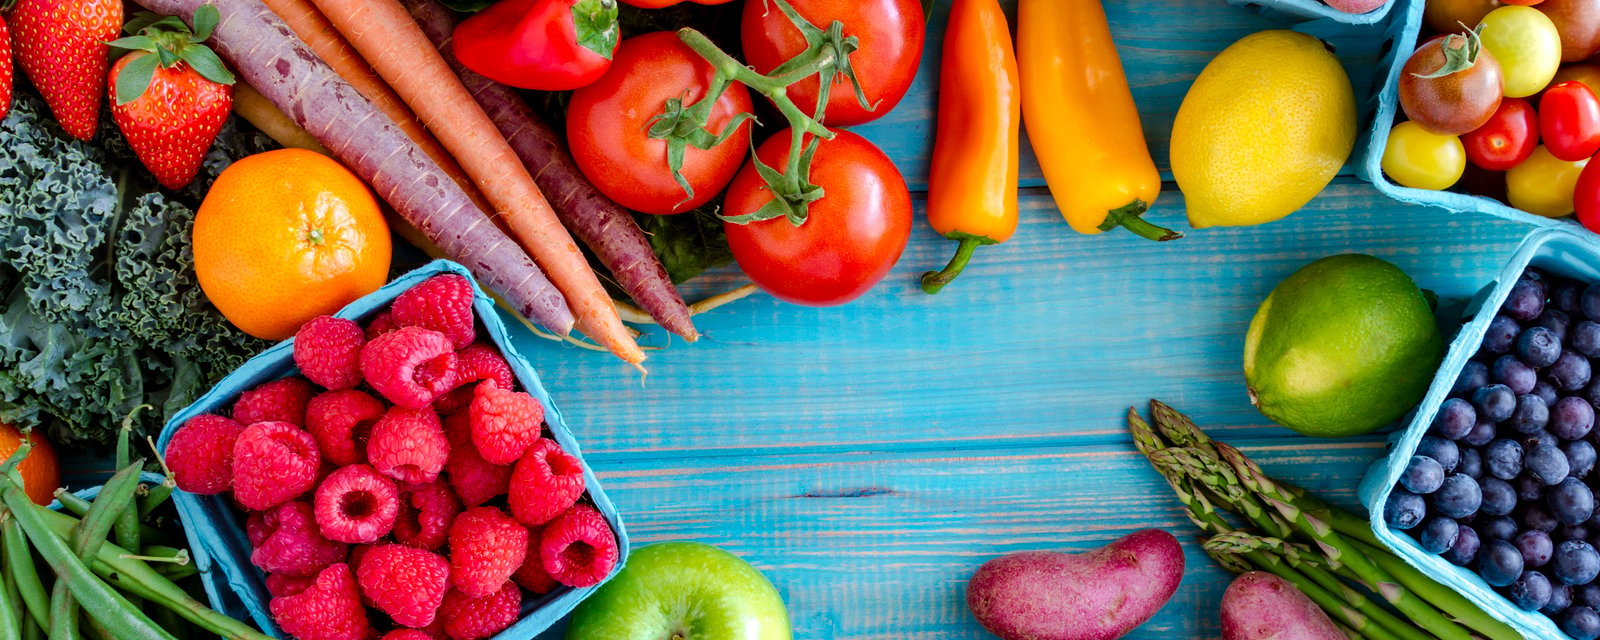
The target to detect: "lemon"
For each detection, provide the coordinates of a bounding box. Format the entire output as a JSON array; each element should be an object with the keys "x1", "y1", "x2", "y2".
[
  {"x1": 1244, "y1": 255, "x2": 1443, "y2": 438},
  {"x1": 1172, "y1": 30, "x2": 1357, "y2": 229}
]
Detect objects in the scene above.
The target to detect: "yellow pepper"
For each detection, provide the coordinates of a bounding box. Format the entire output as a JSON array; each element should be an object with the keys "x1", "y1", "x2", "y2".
[{"x1": 1018, "y1": 0, "x2": 1179, "y2": 241}]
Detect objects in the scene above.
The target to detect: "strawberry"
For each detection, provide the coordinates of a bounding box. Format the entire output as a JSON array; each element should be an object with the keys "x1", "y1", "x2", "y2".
[
  {"x1": 7, "y1": 0, "x2": 121, "y2": 139},
  {"x1": 0, "y1": 15, "x2": 12, "y2": 122},
  {"x1": 108, "y1": 8, "x2": 236, "y2": 190}
]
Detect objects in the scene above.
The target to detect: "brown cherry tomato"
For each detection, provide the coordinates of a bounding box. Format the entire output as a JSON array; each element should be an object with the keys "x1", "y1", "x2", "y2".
[
  {"x1": 1399, "y1": 32, "x2": 1505, "y2": 136},
  {"x1": 1537, "y1": 0, "x2": 1600, "y2": 62}
]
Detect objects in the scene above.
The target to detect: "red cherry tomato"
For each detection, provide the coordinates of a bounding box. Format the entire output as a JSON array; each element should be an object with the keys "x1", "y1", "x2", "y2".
[
  {"x1": 723, "y1": 130, "x2": 912, "y2": 306},
  {"x1": 567, "y1": 31, "x2": 753, "y2": 215},
  {"x1": 740, "y1": 0, "x2": 925, "y2": 126},
  {"x1": 1541, "y1": 81, "x2": 1600, "y2": 161},
  {"x1": 1462, "y1": 97, "x2": 1541, "y2": 171},
  {"x1": 453, "y1": 0, "x2": 617, "y2": 91},
  {"x1": 1575, "y1": 158, "x2": 1600, "y2": 231}
]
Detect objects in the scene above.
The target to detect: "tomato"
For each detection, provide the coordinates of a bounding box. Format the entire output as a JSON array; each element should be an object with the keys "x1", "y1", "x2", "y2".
[
  {"x1": 1399, "y1": 33, "x2": 1504, "y2": 135},
  {"x1": 1576, "y1": 156, "x2": 1600, "y2": 230},
  {"x1": 1478, "y1": 5, "x2": 1564, "y2": 98},
  {"x1": 740, "y1": 0, "x2": 925, "y2": 126},
  {"x1": 723, "y1": 130, "x2": 912, "y2": 306},
  {"x1": 1551, "y1": 64, "x2": 1600, "y2": 99},
  {"x1": 1383, "y1": 121, "x2": 1467, "y2": 191},
  {"x1": 1541, "y1": 81, "x2": 1600, "y2": 161},
  {"x1": 453, "y1": 0, "x2": 617, "y2": 91},
  {"x1": 567, "y1": 31, "x2": 753, "y2": 215},
  {"x1": 1537, "y1": 0, "x2": 1600, "y2": 62},
  {"x1": 1508, "y1": 145, "x2": 1588, "y2": 216},
  {"x1": 620, "y1": 0, "x2": 732, "y2": 6},
  {"x1": 1427, "y1": 0, "x2": 1503, "y2": 33},
  {"x1": 1463, "y1": 97, "x2": 1540, "y2": 170},
  {"x1": 1503, "y1": 0, "x2": 1545, "y2": 5}
]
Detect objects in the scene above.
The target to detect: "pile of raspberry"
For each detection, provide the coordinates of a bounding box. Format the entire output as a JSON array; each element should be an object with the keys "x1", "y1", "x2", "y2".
[{"x1": 165, "y1": 275, "x2": 619, "y2": 640}]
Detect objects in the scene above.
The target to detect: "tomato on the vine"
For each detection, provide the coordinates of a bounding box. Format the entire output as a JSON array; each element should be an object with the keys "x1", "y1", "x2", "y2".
[
  {"x1": 567, "y1": 31, "x2": 753, "y2": 215},
  {"x1": 620, "y1": 0, "x2": 733, "y2": 7},
  {"x1": 740, "y1": 0, "x2": 925, "y2": 126},
  {"x1": 1540, "y1": 81, "x2": 1600, "y2": 161},
  {"x1": 723, "y1": 129, "x2": 912, "y2": 306},
  {"x1": 1463, "y1": 97, "x2": 1540, "y2": 170}
]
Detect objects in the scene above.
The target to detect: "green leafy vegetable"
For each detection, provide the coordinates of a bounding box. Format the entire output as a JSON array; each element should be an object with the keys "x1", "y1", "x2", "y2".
[
  {"x1": 636, "y1": 209, "x2": 733, "y2": 285},
  {"x1": 0, "y1": 86, "x2": 272, "y2": 447}
]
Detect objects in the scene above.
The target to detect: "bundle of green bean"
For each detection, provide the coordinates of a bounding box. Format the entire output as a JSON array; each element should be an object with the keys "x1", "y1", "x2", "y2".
[
  {"x1": 1129, "y1": 400, "x2": 1521, "y2": 640},
  {"x1": 0, "y1": 424, "x2": 270, "y2": 640}
]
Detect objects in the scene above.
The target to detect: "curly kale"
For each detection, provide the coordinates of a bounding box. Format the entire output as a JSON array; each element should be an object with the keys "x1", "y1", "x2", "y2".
[{"x1": 0, "y1": 87, "x2": 273, "y2": 447}]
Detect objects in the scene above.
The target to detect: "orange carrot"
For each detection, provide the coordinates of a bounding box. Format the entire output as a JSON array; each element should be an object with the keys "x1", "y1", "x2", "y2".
[{"x1": 310, "y1": 0, "x2": 643, "y2": 366}]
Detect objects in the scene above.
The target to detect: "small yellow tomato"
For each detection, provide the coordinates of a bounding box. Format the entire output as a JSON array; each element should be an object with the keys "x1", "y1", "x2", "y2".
[
  {"x1": 1383, "y1": 121, "x2": 1467, "y2": 191},
  {"x1": 1479, "y1": 6, "x2": 1563, "y2": 98},
  {"x1": 1508, "y1": 145, "x2": 1589, "y2": 217}
]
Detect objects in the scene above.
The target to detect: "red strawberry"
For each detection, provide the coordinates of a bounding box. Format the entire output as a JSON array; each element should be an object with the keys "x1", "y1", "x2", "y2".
[
  {"x1": 0, "y1": 15, "x2": 13, "y2": 122},
  {"x1": 107, "y1": 7, "x2": 236, "y2": 189},
  {"x1": 7, "y1": 0, "x2": 121, "y2": 139}
]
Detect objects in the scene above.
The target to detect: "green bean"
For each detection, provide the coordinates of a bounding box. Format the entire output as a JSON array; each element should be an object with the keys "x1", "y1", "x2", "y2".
[
  {"x1": 152, "y1": 560, "x2": 199, "y2": 581},
  {"x1": 82, "y1": 612, "x2": 118, "y2": 640},
  {"x1": 140, "y1": 433, "x2": 176, "y2": 520},
  {"x1": 151, "y1": 605, "x2": 191, "y2": 640},
  {"x1": 0, "y1": 548, "x2": 18, "y2": 640},
  {"x1": 3, "y1": 516, "x2": 48, "y2": 631},
  {"x1": 135, "y1": 545, "x2": 188, "y2": 561},
  {"x1": 20, "y1": 615, "x2": 40, "y2": 640},
  {"x1": 54, "y1": 462, "x2": 144, "y2": 640},
  {"x1": 52, "y1": 492, "x2": 174, "y2": 544},
  {"x1": 113, "y1": 426, "x2": 142, "y2": 569},
  {"x1": 50, "y1": 578, "x2": 82, "y2": 640}
]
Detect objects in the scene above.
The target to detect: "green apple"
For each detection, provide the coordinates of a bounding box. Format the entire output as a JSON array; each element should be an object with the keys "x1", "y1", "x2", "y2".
[{"x1": 566, "y1": 541, "x2": 791, "y2": 640}]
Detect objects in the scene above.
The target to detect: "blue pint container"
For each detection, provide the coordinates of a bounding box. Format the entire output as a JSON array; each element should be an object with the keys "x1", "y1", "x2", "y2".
[{"x1": 1224, "y1": 0, "x2": 1393, "y2": 25}]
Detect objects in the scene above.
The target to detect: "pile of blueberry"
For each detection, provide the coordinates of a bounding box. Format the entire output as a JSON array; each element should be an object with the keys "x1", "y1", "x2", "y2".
[{"x1": 1385, "y1": 267, "x2": 1600, "y2": 639}]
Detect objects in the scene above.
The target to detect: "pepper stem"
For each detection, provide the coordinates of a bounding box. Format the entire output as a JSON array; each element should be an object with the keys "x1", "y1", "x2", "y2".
[
  {"x1": 921, "y1": 234, "x2": 989, "y2": 294},
  {"x1": 1099, "y1": 200, "x2": 1182, "y2": 242}
]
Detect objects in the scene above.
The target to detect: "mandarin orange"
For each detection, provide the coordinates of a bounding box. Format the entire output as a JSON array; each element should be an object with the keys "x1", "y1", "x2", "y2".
[
  {"x1": 194, "y1": 149, "x2": 391, "y2": 340},
  {"x1": 0, "y1": 422, "x2": 60, "y2": 506}
]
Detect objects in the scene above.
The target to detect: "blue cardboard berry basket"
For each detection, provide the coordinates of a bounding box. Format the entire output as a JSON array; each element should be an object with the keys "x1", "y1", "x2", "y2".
[
  {"x1": 1354, "y1": 0, "x2": 1583, "y2": 232},
  {"x1": 1358, "y1": 227, "x2": 1600, "y2": 639},
  {"x1": 1224, "y1": 0, "x2": 1393, "y2": 25},
  {"x1": 155, "y1": 259, "x2": 630, "y2": 639}
]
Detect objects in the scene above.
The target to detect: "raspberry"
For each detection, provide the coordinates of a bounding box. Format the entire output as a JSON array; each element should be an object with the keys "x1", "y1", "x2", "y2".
[
  {"x1": 269, "y1": 563, "x2": 370, "y2": 640},
  {"x1": 265, "y1": 572, "x2": 315, "y2": 598},
  {"x1": 306, "y1": 390, "x2": 386, "y2": 467},
  {"x1": 392, "y1": 274, "x2": 477, "y2": 350},
  {"x1": 540, "y1": 504, "x2": 618, "y2": 588},
  {"x1": 433, "y1": 344, "x2": 514, "y2": 414},
  {"x1": 366, "y1": 310, "x2": 400, "y2": 340},
  {"x1": 447, "y1": 507, "x2": 527, "y2": 598},
  {"x1": 507, "y1": 439, "x2": 585, "y2": 527},
  {"x1": 382, "y1": 631, "x2": 437, "y2": 640},
  {"x1": 166, "y1": 414, "x2": 244, "y2": 495},
  {"x1": 512, "y1": 527, "x2": 557, "y2": 595},
  {"x1": 251, "y1": 501, "x2": 348, "y2": 576},
  {"x1": 438, "y1": 583, "x2": 521, "y2": 640},
  {"x1": 357, "y1": 544, "x2": 451, "y2": 628},
  {"x1": 233, "y1": 421, "x2": 321, "y2": 511},
  {"x1": 368, "y1": 407, "x2": 449, "y2": 484},
  {"x1": 361, "y1": 327, "x2": 459, "y2": 408},
  {"x1": 468, "y1": 381, "x2": 543, "y2": 465},
  {"x1": 295, "y1": 316, "x2": 367, "y2": 390},
  {"x1": 234, "y1": 377, "x2": 315, "y2": 427},
  {"x1": 393, "y1": 479, "x2": 461, "y2": 551},
  {"x1": 315, "y1": 464, "x2": 400, "y2": 544},
  {"x1": 442, "y1": 413, "x2": 510, "y2": 507}
]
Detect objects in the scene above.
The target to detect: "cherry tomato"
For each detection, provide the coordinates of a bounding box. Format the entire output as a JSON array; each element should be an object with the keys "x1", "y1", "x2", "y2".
[
  {"x1": 1399, "y1": 33, "x2": 1504, "y2": 135},
  {"x1": 740, "y1": 0, "x2": 925, "y2": 126},
  {"x1": 1508, "y1": 145, "x2": 1588, "y2": 216},
  {"x1": 1536, "y1": 0, "x2": 1600, "y2": 62},
  {"x1": 1478, "y1": 5, "x2": 1564, "y2": 98},
  {"x1": 620, "y1": 0, "x2": 733, "y2": 6},
  {"x1": 1463, "y1": 97, "x2": 1540, "y2": 170},
  {"x1": 1428, "y1": 0, "x2": 1504, "y2": 33},
  {"x1": 723, "y1": 130, "x2": 912, "y2": 306},
  {"x1": 1551, "y1": 64, "x2": 1600, "y2": 100},
  {"x1": 1576, "y1": 156, "x2": 1600, "y2": 230},
  {"x1": 1383, "y1": 121, "x2": 1468, "y2": 191},
  {"x1": 1541, "y1": 81, "x2": 1600, "y2": 161},
  {"x1": 1503, "y1": 0, "x2": 1545, "y2": 5},
  {"x1": 567, "y1": 31, "x2": 753, "y2": 215}
]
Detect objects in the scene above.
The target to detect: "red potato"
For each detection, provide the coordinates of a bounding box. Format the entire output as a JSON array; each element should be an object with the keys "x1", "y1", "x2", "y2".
[
  {"x1": 967, "y1": 529, "x2": 1185, "y2": 640},
  {"x1": 1221, "y1": 572, "x2": 1345, "y2": 640}
]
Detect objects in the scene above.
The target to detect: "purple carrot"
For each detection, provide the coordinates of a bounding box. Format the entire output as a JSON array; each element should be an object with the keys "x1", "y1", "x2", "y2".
[
  {"x1": 131, "y1": 0, "x2": 575, "y2": 335},
  {"x1": 402, "y1": 0, "x2": 698, "y2": 341}
]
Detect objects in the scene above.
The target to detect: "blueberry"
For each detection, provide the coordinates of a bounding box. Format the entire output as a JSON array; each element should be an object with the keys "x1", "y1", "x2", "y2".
[
  {"x1": 1569, "y1": 440, "x2": 1598, "y2": 479},
  {"x1": 1555, "y1": 540, "x2": 1600, "y2": 585},
  {"x1": 1553, "y1": 396, "x2": 1597, "y2": 440},
  {"x1": 1494, "y1": 355, "x2": 1540, "y2": 395},
  {"x1": 1584, "y1": 283, "x2": 1600, "y2": 321},
  {"x1": 1487, "y1": 439, "x2": 1526, "y2": 480},
  {"x1": 1550, "y1": 581, "x2": 1577, "y2": 616},
  {"x1": 1419, "y1": 516, "x2": 1460, "y2": 554},
  {"x1": 1518, "y1": 474, "x2": 1549, "y2": 501},
  {"x1": 1577, "y1": 321, "x2": 1600, "y2": 358},
  {"x1": 1512, "y1": 570, "x2": 1555, "y2": 611},
  {"x1": 1459, "y1": 448, "x2": 1484, "y2": 479},
  {"x1": 1401, "y1": 455, "x2": 1446, "y2": 494},
  {"x1": 1542, "y1": 309, "x2": 1575, "y2": 342},
  {"x1": 1530, "y1": 444, "x2": 1574, "y2": 485},
  {"x1": 1576, "y1": 583, "x2": 1600, "y2": 609},
  {"x1": 1566, "y1": 606, "x2": 1600, "y2": 640},
  {"x1": 1444, "y1": 525, "x2": 1481, "y2": 566},
  {"x1": 1433, "y1": 398, "x2": 1478, "y2": 439},
  {"x1": 1464, "y1": 419, "x2": 1498, "y2": 447},
  {"x1": 1509, "y1": 394, "x2": 1550, "y2": 434},
  {"x1": 1556, "y1": 281, "x2": 1585, "y2": 314},
  {"x1": 1479, "y1": 538, "x2": 1527, "y2": 586},
  {"x1": 1454, "y1": 360, "x2": 1492, "y2": 396},
  {"x1": 1506, "y1": 277, "x2": 1548, "y2": 322},
  {"x1": 1568, "y1": 524, "x2": 1597, "y2": 542},
  {"x1": 1431, "y1": 474, "x2": 1482, "y2": 519},
  {"x1": 1535, "y1": 380, "x2": 1562, "y2": 407},
  {"x1": 1585, "y1": 378, "x2": 1600, "y2": 411},
  {"x1": 1518, "y1": 529, "x2": 1556, "y2": 567},
  {"x1": 1481, "y1": 477, "x2": 1517, "y2": 516},
  {"x1": 1480, "y1": 516, "x2": 1520, "y2": 541},
  {"x1": 1553, "y1": 351, "x2": 1596, "y2": 392},
  {"x1": 1385, "y1": 488, "x2": 1427, "y2": 530},
  {"x1": 1484, "y1": 315, "x2": 1524, "y2": 355},
  {"x1": 1417, "y1": 436, "x2": 1461, "y2": 473},
  {"x1": 1474, "y1": 384, "x2": 1518, "y2": 423},
  {"x1": 1528, "y1": 429, "x2": 1561, "y2": 449},
  {"x1": 1552, "y1": 478, "x2": 1599, "y2": 525},
  {"x1": 1525, "y1": 503, "x2": 1562, "y2": 532},
  {"x1": 1520, "y1": 326, "x2": 1564, "y2": 368}
]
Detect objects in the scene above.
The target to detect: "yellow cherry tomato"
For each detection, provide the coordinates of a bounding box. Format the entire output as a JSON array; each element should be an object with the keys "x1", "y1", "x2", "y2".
[
  {"x1": 1479, "y1": 6, "x2": 1563, "y2": 98},
  {"x1": 1508, "y1": 145, "x2": 1589, "y2": 217},
  {"x1": 1383, "y1": 121, "x2": 1467, "y2": 191}
]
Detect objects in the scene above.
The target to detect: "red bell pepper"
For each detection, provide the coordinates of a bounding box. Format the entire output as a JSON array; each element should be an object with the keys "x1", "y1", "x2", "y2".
[
  {"x1": 452, "y1": 0, "x2": 619, "y2": 91},
  {"x1": 619, "y1": 0, "x2": 733, "y2": 7}
]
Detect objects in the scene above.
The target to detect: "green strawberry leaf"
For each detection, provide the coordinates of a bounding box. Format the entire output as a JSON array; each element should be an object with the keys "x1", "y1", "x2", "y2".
[
  {"x1": 179, "y1": 45, "x2": 236, "y2": 86},
  {"x1": 156, "y1": 46, "x2": 181, "y2": 67},
  {"x1": 114, "y1": 54, "x2": 161, "y2": 105},
  {"x1": 107, "y1": 36, "x2": 160, "y2": 53},
  {"x1": 191, "y1": 5, "x2": 220, "y2": 41},
  {"x1": 438, "y1": 0, "x2": 495, "y2": 12},
  {"x1": 122, "y1": 13, "x2": 166, "y2": 35},
  {"x1": 572, "y1": 0, "x2": 619, "y2": 60}
]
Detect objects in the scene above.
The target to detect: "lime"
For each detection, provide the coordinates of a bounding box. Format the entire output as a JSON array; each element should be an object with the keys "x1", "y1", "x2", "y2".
[{"x1": 1243, "y1": 254, "x2": 1443, "y2": 438}]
